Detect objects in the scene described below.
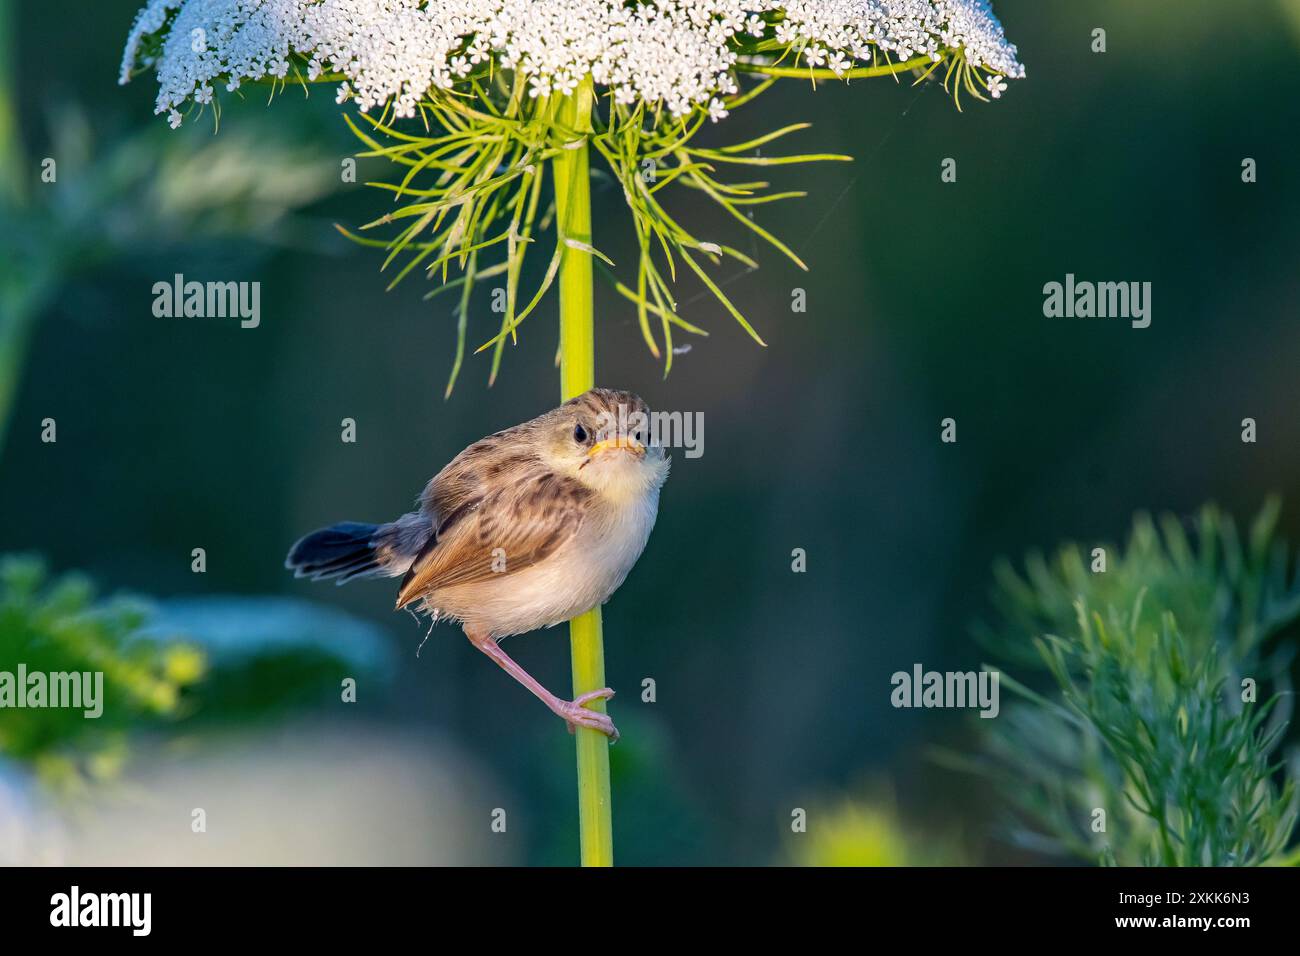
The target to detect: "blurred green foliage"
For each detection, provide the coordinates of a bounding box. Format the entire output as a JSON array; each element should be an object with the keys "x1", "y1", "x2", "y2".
[
  {"x1": 144, "y1": 595, "x2": 395, "y2": 722},
  {"x1": 979, "y1": 503, "x2": 1300, "y2": 865},
  {"x1": 0, "y1": 555, "x2": 395, "y2": 797},
  {"x1": 0, "y1": 555, "x2": 204, "y2": 790}
]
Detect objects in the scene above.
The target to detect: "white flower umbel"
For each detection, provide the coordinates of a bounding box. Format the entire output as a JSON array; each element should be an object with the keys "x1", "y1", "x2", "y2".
[
  {"x1": 117, "y1": 0, "x2": 1027, "y2": 871},
  {"x1": 119, "y1": 0, "x2": 1025, "y2": 386},
  {"x1": 121, "y1": 1, "x2": 1024, "y2": 127}
]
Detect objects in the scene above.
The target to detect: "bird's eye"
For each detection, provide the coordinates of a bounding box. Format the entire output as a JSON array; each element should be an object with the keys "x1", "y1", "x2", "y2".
[{"x1": 573, "y1": 423, "x2": 588, "y2": 444}]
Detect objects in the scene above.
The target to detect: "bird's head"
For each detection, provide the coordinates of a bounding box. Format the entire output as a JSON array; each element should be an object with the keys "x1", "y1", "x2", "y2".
[{"x1": 536, "y1": 388, "x2": 670, "y2": 502}]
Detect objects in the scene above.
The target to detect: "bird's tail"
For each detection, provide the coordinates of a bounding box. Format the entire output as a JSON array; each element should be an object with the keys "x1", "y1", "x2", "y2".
[
  {"x1": 287, "y1": 512, "x2": 430, "y2": 584},
  {"x1": 285, "y1": 521, "x2": 388, "y2": 583}
]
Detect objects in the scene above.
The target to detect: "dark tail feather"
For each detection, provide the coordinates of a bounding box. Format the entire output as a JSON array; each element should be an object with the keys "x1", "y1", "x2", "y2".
[{"x1": 285, "y1": 521, "x2": 384, "y2": 583}]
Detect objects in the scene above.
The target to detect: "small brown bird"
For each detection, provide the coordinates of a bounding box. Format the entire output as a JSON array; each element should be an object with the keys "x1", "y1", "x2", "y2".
[{"x1": 286, "y1": 388, "x2": 669, "y2": 741}]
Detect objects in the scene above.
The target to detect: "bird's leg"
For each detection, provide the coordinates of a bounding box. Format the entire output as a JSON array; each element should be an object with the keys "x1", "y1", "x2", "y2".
[{"x1": 464, "y1": 626, "x2": 619, "y2": 741}]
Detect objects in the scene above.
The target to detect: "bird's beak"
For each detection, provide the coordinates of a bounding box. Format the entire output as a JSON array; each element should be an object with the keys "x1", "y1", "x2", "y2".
[{"x1": 587, "y1": 436, "x2": 646, "y2": 459}]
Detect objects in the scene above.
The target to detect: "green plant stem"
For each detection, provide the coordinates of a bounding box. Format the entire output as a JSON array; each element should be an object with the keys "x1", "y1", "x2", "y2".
[
  {"x1": 734, "y1": 51, "x2": 937, "y2": 80},
  {"x1": 553, "y1": 76, "x2": 613, "y2": 867}
]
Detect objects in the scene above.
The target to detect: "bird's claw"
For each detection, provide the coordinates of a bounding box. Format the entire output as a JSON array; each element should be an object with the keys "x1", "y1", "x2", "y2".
[{"x1": 561, "y1": 688, "x2": 618, "y2": 742}]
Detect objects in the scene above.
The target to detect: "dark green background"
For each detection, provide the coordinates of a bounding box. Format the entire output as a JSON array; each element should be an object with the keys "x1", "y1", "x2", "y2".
[{"x1": 3, "y1": 1, "x2": 1298, "y2": 863}]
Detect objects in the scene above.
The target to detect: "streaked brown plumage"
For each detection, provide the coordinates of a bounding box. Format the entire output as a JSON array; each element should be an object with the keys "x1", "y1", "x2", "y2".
[{"x1": 286, "y1": 387, "x2": 670, "y2": 740}]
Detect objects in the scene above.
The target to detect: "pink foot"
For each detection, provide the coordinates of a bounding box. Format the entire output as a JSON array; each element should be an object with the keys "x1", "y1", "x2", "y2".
[{"x1": 559, "y1": 688, "x2": 618, "y2": 742}]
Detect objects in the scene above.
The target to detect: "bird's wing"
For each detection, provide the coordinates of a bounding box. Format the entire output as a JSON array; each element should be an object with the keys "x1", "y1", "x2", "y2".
[
  {"x1": 395, "y1": 469, "x2": 592, "y2": 609},
  {"x1": 416, "y1": 425, "x2": 531, "y2": 533}
]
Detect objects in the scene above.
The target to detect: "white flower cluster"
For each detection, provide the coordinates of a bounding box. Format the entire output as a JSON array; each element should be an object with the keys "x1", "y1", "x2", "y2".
[{"x1": 121, "y1": 0, "x2": 1024, "y2": 127}]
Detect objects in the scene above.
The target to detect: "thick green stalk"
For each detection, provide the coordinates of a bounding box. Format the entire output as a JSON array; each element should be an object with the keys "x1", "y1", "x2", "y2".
[{"x1": 553, "y1": 77, "x2": 613, "y2": 867}]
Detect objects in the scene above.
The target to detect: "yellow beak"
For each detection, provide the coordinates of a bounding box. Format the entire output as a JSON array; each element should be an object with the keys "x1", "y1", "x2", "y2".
[{"x1": 587, "y1": 436, "x2": 646, "y2": 459}]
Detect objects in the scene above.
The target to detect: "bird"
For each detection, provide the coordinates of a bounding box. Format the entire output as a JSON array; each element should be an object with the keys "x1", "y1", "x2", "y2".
[{"x1": 285, "y1": 387, "x2": 670, "y2": 741}]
